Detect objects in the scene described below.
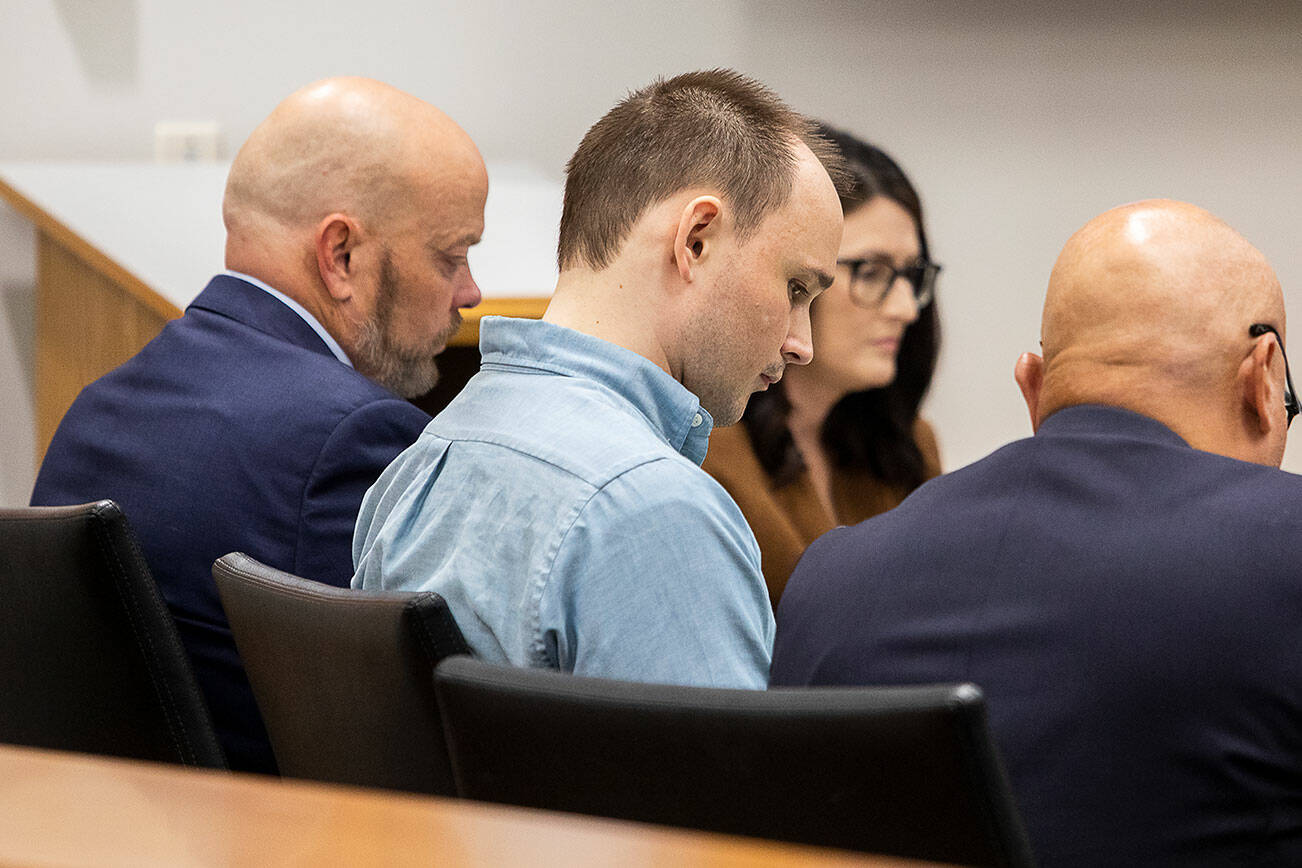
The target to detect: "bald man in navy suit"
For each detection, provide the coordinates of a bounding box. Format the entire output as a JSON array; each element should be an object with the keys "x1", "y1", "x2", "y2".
[
  {"x1": 32, "y1": 78, "x2": 486, "y2": 772},
  {"x1": 771, "y1": 200, "x2": 1301, "y2": 866}
]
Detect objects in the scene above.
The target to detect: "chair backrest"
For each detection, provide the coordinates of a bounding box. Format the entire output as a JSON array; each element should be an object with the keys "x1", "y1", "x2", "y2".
[
  {"x1": 212, "y1": 552, "x2": 470, "y2": 794},
  {"x1": 0, "y1": 501, "x2": 225, "y2": 768},
  {"x1": 434, "y1": 657, "x2": 1034, "y2": 867}
]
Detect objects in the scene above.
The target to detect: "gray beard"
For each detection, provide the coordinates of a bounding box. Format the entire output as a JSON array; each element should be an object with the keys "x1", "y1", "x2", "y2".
[
  {"x1": 350, "y1": 254, "x2": 457, "y2": 398},
  {"x1": 352, "y1": 315, "x2": 446, "y2": 398}
]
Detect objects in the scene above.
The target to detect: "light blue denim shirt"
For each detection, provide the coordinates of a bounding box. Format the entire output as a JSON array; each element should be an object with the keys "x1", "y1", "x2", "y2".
[{"x1": 353, "y1": 316, "x2": 774, "y2": 688}]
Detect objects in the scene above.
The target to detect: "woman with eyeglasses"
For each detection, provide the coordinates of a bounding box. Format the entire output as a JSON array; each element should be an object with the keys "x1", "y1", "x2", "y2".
[{"x1": 703, "y1": 124, "x2": 942, "y2": 606}]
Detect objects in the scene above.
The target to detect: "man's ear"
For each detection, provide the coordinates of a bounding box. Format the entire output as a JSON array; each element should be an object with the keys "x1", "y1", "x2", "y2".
[
  {"x1": 1240, "y1": 333, "x2": 1282, "y2": 435},
  {"x1": 672, "y1": 196, "x2": 723, "y2": 283},
  {"x1": 1014, "y1": 352, "x2": 1045, "y2": 433},
  {"x1": 315, "y1": 213, "x2": 360, "y2": 302}
]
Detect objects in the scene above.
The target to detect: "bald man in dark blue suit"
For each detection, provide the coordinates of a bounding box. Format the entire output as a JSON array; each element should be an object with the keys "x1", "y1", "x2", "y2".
[
  {"x1": 32, "y1": 77, "x2": 487, "y2": 772},
  {"x1": 771, "y1": 200, "x2": 1302, "y2": 866}
]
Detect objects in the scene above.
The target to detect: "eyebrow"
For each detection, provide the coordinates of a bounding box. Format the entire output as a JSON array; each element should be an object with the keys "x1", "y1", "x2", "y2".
[
  {"x1": 844, "y1": 250, "x2": 924, "y2": 267},
  {"x1": 428, "y1": 233, "x2": 482, "y2": 254},
  {"x1": 810, "y1": 268, "x2": 835, "y2": 290}
]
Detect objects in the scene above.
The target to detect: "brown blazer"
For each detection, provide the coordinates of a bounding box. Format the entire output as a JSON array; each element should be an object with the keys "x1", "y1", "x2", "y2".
[{"x1": 703, "y1": 419, "x2": 941, "y2": 606}]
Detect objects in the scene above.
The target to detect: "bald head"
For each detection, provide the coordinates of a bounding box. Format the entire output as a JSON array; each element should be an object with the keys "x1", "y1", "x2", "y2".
[
  {"x1": 1020, "y1": 199, "x2": 1287, "y2": 465},
  {"x1": 224, "y1": 77, "x2": 481, "y2": 240}
]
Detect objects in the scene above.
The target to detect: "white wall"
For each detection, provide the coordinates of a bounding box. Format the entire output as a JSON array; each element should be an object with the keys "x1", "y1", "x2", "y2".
[
  {"x1": 739, "y1": 0, "x2": 1302, "y2": 469},
  {"x1": 0, "y1": 1, "x2": 747, "y2": 169},
  {"x1": 0, "y1": 207, "x2": 36, "y2": 506},
  {"x1": 3, "y1": 0, "x2": 1301, "y2": 504}
]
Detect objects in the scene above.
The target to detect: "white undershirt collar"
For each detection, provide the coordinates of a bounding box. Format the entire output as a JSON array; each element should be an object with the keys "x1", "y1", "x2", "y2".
[{"x1": 222, "y1": 270, "x2": 353, "y2": 367}]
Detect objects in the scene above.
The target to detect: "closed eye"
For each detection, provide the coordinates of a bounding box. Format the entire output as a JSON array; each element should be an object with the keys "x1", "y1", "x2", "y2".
[{"x1": 439, "y1": 252, "x2": 469, "y2": 276}]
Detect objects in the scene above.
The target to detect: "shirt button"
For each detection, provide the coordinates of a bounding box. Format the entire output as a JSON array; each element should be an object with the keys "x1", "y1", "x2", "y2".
[{"x1": 691, "y1": 413, "x2": 703, "y2": 428}]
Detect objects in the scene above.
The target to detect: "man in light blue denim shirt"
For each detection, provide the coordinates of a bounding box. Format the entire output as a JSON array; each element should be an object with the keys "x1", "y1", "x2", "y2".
[{"x1": 353, "y1": 70, "x2": 847, "y2": 688}]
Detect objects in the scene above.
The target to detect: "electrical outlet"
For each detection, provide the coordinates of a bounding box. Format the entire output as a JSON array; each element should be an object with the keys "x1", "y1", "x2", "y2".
[{"x1": 154, "y1": 121, "x2": 223, "y2": 163}]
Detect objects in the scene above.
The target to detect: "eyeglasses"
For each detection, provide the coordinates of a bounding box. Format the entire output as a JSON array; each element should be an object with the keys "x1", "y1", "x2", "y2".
[
  {"x1": 1249, "y1": 323, "x2": 1299, "y2": 427},
  {"x1": 837, "y1": 257, "x2": 940, "y2": 309}
]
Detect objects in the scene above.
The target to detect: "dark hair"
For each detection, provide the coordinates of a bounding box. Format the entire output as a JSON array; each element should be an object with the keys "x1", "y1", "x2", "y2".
[
  {"x1": 743, "y1": 124, "x2": 941, "y2": 489},
  {"x1": 557, "y1": 69, "x2": 849, "y2": 271}
]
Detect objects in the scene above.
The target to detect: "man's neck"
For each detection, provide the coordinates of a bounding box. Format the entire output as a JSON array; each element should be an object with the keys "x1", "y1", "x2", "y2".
[{"x1": 545, "y1": 269, "x2": 672, "y2": 377}]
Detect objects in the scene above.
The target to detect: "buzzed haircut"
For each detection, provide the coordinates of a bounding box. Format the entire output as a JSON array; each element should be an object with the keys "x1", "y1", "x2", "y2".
[{"x1": 558, "y1": 68, "x2": 848, "y2": 271}]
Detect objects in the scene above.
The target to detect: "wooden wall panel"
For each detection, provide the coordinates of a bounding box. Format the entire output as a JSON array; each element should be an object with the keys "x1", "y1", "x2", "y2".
[{"x1": 34, "y1": 232, "x2": 175, "y2": 461}]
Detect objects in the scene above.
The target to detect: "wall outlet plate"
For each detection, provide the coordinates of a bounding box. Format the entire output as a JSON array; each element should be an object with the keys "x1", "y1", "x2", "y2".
[{"x1": 153, "y1": 121, "x2": 223, "y2": 163}]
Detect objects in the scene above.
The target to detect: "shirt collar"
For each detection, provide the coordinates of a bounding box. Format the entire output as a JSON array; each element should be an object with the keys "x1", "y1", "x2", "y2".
[
  {"x1": 478, "y1": 316, "x2": 714, "y2": 464},
  {"x1": 222, "y1": 270, "x2": 353, "y2": 367}
]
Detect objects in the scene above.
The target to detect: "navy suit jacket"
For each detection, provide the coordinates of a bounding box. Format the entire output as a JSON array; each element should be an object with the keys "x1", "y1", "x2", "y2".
[
  {"x1": 32, "y1": 275, "x2": 431, "y2": 772},
  {"x1": 771, "y1": 405, "x2": 1302, "y2": 867}
]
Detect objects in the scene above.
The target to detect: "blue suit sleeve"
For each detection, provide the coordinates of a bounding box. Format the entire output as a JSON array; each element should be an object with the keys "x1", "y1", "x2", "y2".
[
  {"x1": 295, "y1": 398, "x2": 430, "y2": 586},
  {"x1": 540, "y1": 458, "x2": 775, "y2": 689}
]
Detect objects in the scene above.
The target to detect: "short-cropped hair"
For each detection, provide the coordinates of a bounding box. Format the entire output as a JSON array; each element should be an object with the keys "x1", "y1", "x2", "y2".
[{"x1": 558, "y1": 69, "x2": 848, "y2": 271}]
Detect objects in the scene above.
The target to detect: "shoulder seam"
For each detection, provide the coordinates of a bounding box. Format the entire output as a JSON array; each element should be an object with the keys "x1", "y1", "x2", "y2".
[{"x1": 430, "y1": 428, "x2": 678, "y2": 488}]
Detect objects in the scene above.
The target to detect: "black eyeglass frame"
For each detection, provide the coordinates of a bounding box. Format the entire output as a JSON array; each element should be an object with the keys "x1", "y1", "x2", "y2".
[
  {"x1": 836, "y1": 258, "x2": 941, "y2": 309},
  {"x1": 1249, "y1": 323, "x2": 1299, "y2": 426}
]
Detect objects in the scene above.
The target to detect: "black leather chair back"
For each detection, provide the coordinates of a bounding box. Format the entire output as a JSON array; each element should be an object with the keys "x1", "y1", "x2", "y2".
[
  {"x1": 213, "y1": 552, "x2": 470, "y2": 794},
  {"x1": 0, "y1": 501, "x2": 224, "y2": 767},
  {"x1": 435, "y1": 657, "x2": 1034, "y2": 867}
]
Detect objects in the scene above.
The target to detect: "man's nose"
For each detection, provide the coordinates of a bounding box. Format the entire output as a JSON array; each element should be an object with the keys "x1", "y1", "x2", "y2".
[
  {"x1": 782, "y1": 308, "x2": 814, "y2": 366},
  {"x1": 456, "y1": 271, "x2": 483, "y2": 309}
]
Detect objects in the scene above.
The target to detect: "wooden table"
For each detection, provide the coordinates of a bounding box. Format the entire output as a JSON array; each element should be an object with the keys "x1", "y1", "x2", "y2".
[
  {"x1": 0, "y1": 163, "x2": 556, "y2": 461},
  {"x1": 0, "y1": 744, "x2": 936, "y2": 867}
]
